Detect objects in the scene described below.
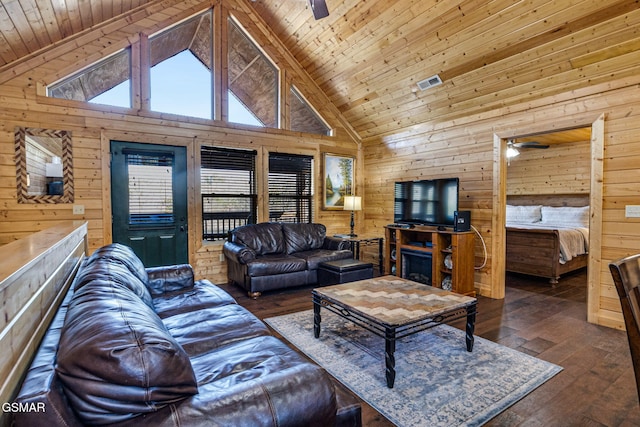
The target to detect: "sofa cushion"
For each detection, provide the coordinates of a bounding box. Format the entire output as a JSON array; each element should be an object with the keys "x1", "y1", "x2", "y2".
[
  {"x1": 153, "y1": 280, "x2": 237, "y2": 318},
  {"x1": 162, "y1": 304, "x2": 270, "y2": 356},
  {"x1": 246, "y1": 254, "x2": 308, "y2": 277},
  {"x1": 185, "y1": 335, "x2": 337, "y2": 427},
  {"x1": 293, "y1": 249, "x2": 354, "y2": 270},
  {"x1": 85, "y1": 243, "x2": 150, "y2": 285},
  {"x1": 282, "y1": 223, "x2": 326, "y2": 254},
  {"x1": 73, "y1": 257, "x2": 154, "y2": 307},
  {"x1": 146, "y1": 264, "x2": 195, "y2": 296},
  {"x1": 56, "y1": 279, "x2": 197, "y2": 425},
  {"x1": 232, "y1": 222, "x2": 286, "y2": 255}
]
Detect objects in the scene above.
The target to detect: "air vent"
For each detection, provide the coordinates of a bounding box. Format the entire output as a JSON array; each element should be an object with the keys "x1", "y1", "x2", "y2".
[{"x1": 417, "y1": 74, "x2": 443, "y2": 91}]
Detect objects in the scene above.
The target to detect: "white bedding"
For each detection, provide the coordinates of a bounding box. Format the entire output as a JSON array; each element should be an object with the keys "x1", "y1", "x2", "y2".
[{"x1": 506, "y1": 222, "x2": 589, "y2": 264}]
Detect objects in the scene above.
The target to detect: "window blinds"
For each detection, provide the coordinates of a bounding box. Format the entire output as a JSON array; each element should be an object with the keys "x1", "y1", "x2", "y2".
[
  {"x1": 268, "y1": 153, "x2": 313, "y2": 223},
  {"x1": 201, "y1": 146, "x2": 257, "y2": 240}
]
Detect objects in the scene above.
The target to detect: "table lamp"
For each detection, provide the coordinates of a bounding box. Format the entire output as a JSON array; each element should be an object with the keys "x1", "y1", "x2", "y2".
[{"x1": 343, "y1": 195, "x2": 362, "y2": 237}]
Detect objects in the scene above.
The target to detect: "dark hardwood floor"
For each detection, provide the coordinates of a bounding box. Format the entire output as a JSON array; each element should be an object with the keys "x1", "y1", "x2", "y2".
[{"x1": 221, "y1": 270, "x2": 640, "y2": 426}]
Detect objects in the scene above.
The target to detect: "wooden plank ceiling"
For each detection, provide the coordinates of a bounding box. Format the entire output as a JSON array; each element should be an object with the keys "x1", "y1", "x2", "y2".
[
  {"x1": 1, "y1": 0, "x2": 639, "y2": 141},
  {"x1": 514, "y1": 127, "x2": 592, "y2": 146}
]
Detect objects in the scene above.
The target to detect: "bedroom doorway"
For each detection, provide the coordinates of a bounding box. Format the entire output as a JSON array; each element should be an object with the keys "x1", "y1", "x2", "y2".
[{"x1": 492, "y1": 114, "x2": 604, "y2": 324}]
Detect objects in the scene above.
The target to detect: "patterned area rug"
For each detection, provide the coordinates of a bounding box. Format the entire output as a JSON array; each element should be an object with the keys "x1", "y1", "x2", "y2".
[{"x1": 265, "y1": 310, "x2": 562, "y2": 427}]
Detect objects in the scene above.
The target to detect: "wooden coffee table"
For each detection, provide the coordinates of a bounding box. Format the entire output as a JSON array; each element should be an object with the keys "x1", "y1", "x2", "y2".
[{"x1": 312, "y1": 275, "x2": 477, "y2": 388}]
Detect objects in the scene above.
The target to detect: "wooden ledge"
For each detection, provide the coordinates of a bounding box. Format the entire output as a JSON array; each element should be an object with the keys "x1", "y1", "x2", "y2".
[{"x1": 0, "y1": 221, "x2": 88, "y2": 425}]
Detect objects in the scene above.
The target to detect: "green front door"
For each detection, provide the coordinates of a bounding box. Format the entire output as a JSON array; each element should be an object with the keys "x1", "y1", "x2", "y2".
[{"x1": 110, "y1": 141, "x2": 188, "y2": 267}]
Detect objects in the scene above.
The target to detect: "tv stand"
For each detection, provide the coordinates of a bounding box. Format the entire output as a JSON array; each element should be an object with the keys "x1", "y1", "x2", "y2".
[{"x1": 384, "y1": 225, "x2": 475, "y2": 296}]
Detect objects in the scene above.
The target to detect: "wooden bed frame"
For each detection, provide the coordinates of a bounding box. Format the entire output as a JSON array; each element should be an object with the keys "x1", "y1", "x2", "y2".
[{"x1": 506, "y1": 194, "x2": 589, "y2": 285}]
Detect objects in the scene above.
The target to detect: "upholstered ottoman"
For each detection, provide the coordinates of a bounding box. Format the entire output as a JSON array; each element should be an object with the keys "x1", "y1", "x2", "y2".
[{"x1": 317, "y1": 258, "x2": 373, "y2": 286}]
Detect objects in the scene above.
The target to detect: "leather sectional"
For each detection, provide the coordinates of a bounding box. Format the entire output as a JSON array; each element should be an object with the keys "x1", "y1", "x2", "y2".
[
  {"x1": 223, "y1": 222, "x2": 354, "y2": 298},
  {"x1": 13, "y1": 243, "x2": 361, "y2": 426}
]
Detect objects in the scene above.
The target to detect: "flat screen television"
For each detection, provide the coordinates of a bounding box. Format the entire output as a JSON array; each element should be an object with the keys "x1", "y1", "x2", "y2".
[{"x1": 394, "y1": 177, "x2": 459, "y2": 227}]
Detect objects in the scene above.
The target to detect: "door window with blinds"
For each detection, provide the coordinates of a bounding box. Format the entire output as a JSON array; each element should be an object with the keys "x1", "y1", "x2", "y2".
[
  {"x1": 201, "y1": 146, "x2": 257, "y2": 241},
  {"x1": 268, "y1": 153, "x2": 313, "y2": 223},
  {"x1": 127, "y1": 152, "x2": 174, "y2": 225}
]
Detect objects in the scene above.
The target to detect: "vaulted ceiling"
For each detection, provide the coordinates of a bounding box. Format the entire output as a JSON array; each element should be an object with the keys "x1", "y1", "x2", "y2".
[{"x1": 1, "y1": 0, "x2": 639, "y2": 141}]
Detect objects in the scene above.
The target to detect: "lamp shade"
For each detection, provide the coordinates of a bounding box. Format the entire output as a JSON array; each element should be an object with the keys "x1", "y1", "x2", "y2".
[
  {"x1": 506, "y1": 146, "x2": 520, "y2": 159},
  {"x1": 45, "y1": 162, "x2": 63, "y2": 178},
  {"x1": 343, "y1": 195, "x2": 362, "y2": 211}
]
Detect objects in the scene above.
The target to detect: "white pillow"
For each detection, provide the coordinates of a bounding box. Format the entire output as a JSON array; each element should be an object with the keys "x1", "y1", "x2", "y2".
[
  {"x1": 540, "y1": 206, "x2": 589, "y2": 227},
  {"x1": 506, "y1": 205, "x2": 542, "y2": 223}
]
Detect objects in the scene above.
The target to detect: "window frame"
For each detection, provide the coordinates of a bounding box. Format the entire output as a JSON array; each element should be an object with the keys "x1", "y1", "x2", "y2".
[
  {"x1": 289, "y1": 85, "x2": 331, "y2": 136},
  {"x1": 200, "y1": 146, "x2": 258, "y2": 241},
  {"x1": 47, "y1": 48, "x2": 132, "y2": 107},
  {"x1": 268, "y1": 152, "x2": 314, "y2": 223},
  {"x1": 43, "y1": 8, "x2": 335, "y2": 137},
  {"x1": 148, "y1": 10, "x2": 214, "y2": 119},
  {"x1": 226, "y1": 17, "x2": 280, "y2": 129}
]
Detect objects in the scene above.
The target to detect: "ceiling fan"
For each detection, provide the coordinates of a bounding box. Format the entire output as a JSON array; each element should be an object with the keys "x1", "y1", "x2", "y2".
[
  {"x1": 309, "y1": 0, "x2": 329, "y2": 20},
  {"x1": 512, "y1": 141, "x2": 550, "y2": 149},
  {"x1": 506, "y1": 139, "x2": 549, "y2": 164},
  {"x1": 251, "y1": 0, "x2": 329, "y2": 20}
]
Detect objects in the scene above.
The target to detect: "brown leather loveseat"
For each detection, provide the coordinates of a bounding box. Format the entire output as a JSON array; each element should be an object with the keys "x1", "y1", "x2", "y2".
[
  {"x1": 13, "y1": 243, "x2": 361, "y2": 427},
  {"x1": 223, "y1": 222, "x2": 353, "y2": 298}
]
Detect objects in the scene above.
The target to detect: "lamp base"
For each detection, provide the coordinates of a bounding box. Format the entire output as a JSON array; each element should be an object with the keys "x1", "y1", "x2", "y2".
[{"x1": 349, "y1": 211, "x2": 357, "y2": 239}]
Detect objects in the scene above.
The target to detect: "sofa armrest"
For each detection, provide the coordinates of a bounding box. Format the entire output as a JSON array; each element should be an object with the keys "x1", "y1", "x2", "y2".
[
  {"x1": 146, "y1": 264, "x2": 195, "y2": 296},
  {"x1": 223, "y1": 241, "x2": 256, "y2": 264},
  {"x1": 324, "y1": 236, "x2": 352, "y2": 251}
]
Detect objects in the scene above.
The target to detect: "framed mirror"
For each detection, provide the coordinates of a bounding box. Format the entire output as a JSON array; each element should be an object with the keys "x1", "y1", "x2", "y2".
[{"x1": 15, "y1": 127, "x2": 74, "y2": 203}]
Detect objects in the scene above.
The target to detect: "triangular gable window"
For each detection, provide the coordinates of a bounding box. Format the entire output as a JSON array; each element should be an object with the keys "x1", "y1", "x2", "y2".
[
  {"x1": 290, "y1": 86, "x2": 330, "y2": 136},
  {"x1": 228, "y1": 91, "x2": 263, "y2": 126},
  {"x1": 48, "y1": 49, "x2": 131, "y2": 108},
  {"x1": 227, "y1": 19, "x2": 278, "y2": 128},
  {"x1": 45, "y1": 8, "x2": 330, "y2": 134},
  {"x1": 149, "y1": 11, "x2": 213, "y2": 119}
]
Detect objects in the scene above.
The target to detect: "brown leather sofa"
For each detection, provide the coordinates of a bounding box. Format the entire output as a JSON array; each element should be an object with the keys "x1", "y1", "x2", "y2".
[
  {"x1": 13, "y1": 243, "x2": 361, "y2": 427},
  {"x1": 223, "y1": 222, "x2": 353, "y2": 298}
]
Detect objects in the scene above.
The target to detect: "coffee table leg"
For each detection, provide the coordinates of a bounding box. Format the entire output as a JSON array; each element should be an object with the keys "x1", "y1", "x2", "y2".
[
  {"x1": 385, "y1": 328, "x2": 396, "y2": 388},
  {"x1": 465, "y1": 303, "x2": 477, "y2": 352},
  {"x1": 313, "y1": 300, "x2": 321, "y2": 338}
]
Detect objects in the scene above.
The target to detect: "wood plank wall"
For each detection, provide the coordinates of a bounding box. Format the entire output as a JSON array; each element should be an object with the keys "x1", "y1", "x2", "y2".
[
  {"x1": 363, "y1": 77, "x2": 640, "y2": 329},
  {"x1": 507, "y1": 140, "x2": 591, "y2": 197},
  {"x1": 0, "y1": 0, "x2": 360, "y2": 285}
]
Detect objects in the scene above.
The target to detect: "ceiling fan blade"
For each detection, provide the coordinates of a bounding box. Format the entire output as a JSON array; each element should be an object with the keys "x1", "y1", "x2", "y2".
[
  {"x1": 514, "y1": 142, "x2": 549, "y2": 149},
  {"x1": 309, "y1": 0, "x2": 329, "y2": 19}
]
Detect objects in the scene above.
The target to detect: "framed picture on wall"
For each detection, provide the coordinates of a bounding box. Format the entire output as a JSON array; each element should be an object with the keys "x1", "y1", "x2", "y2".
[{"x1": 322, "y1": 153, "x2": 355, "y2": 210}]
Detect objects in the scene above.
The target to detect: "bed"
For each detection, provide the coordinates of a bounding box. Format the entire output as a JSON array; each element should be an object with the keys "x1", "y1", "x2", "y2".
[{"x1": 505, "y1": 195, "x2": 589, "y2": 285}]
